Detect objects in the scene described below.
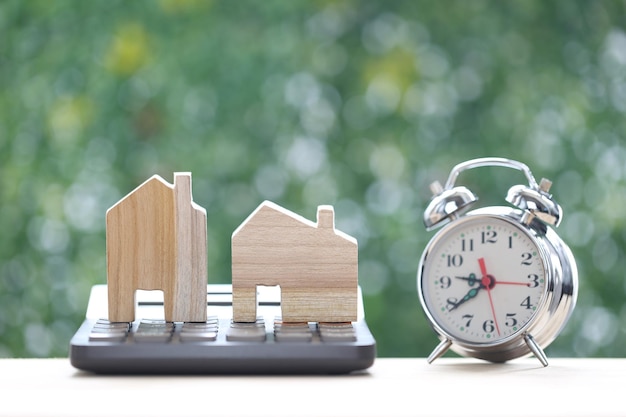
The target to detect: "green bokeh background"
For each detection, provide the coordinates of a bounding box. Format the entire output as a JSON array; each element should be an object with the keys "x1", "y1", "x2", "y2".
[{"x1": 1, "y1": 0, "x2": 625, "y2": 359}]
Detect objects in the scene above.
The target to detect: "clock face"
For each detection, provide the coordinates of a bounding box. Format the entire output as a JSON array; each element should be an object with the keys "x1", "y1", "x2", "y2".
[{"x1": 419, "y1": 215, "x2": 547, "y2": 345}]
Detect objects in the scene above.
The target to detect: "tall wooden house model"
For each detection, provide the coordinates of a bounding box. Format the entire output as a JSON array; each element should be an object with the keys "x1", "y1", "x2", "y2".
[{"x1": 106, "y1": 172, "x2": 207, "y2": 323}]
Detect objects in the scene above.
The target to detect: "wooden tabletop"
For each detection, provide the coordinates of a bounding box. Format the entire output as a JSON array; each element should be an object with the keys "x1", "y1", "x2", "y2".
[{"x1": 0, "y1": 358, "x2": 623, "y2": 417}]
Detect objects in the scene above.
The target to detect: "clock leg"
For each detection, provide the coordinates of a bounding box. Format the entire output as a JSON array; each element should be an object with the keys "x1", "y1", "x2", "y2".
[
  {"x1": 427, "y1": 339, "x2": 452, "y2": 364},
  {"x1": 524, "y1": 333, "x2": 549, "y2": 367}
]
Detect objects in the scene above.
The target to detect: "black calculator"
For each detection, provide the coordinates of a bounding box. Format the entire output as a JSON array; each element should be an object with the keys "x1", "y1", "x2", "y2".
[{"x1": 69, "y1": 284, "x2": 376, "y2": 374}]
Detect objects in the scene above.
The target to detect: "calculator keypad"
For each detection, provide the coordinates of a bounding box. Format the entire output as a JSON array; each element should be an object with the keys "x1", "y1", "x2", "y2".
[
  {"x1": 71, "y1": 285, "x2": 376, "y2": 375},
  {"x1": 88, "y1": 317, "x2": 356, "y2": 344}
]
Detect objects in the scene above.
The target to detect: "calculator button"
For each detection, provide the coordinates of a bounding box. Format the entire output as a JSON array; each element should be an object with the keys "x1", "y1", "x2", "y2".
[
  {"x1": 180, "y1": 331, "x2": 218, "y2": 342},
  {"x1": 182, "y1": 324, "x2": 218, "y2": 331},
  {"x1": 184, "y1": 316, "x2": 219, "y2": 326},
  {"x1": 94, "y1": 319, "x2": 131, "y2": 330},
  {"x1": 89, "y1": 319, "x2": 130, "y2": 342},
  {"x1": 182, "y1": 317, "x2": 219, "y2": 329},
  {"x1": 134, "y1": 334, "x2": 172, "y2": 343},
  {"x1": 89, "y1": 331, "x2": 127, "y2": 342},
  {"x1": 93, "y1": 323, "x2": 130, "y2": 330},
  {"x1": 274, "y1": 318, "x2": 313, "y2": 343},
  {"x1": 275, "y1": 332, "x2": 313, "y2": 342},
  {"x1": 230, "y1": 317, "x2": 265, "y2": 328},
  {"x1": 91, "y1": 326, "x2": 127, "y2": 333},
  {"x1": 139, "y1": 319, "x2": 174, "y2": 326},
  {"x1": 226, "y1": 326, "x2": 266, "y2": 342},
  {"x1": 134, "y1": 320, "x2": 174, "y2": 343},
  {"x1": 180, "y1": 319, "x2": 219, "y2": 342},
  {"x1": 318, "y1": 322, "x2": 357, "y2": 342},
  {"x1": 226, "y1": 319, "x2": 266, "y2": 342}
]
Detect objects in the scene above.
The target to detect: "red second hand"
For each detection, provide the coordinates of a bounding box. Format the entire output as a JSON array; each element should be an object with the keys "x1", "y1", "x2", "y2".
[{"x1": 478, "y1": 257, "x2": 501, "y2": 336}]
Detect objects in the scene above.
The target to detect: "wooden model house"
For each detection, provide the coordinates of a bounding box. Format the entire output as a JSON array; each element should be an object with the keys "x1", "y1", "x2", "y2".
[
  {"x1": 231, "y1": 201, "x2": 358, "y2": 323},
  {"x1": 106, "y1": 172, "x2": 207, "y2": 323}
]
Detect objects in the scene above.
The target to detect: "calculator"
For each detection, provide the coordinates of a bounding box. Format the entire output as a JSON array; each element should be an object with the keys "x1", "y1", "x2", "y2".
[{"x1": 69, "y1": 284, "x2": 376, "y2": 374}]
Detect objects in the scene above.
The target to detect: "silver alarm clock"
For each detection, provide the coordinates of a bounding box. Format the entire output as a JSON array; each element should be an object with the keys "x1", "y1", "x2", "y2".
[{"x1": 417, "y1": 157, "x2": 578, "y2": 366}]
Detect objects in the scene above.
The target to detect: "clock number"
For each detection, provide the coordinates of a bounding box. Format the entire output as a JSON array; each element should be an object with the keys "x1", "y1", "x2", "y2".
[
  {"x1": 462, "y1": 314, "x2": 474, "y2": 327},
  {"x1": 520, "y1": 296, "x2": 533, "y2": 310},
  {"x1": 447, "y1": 254, "x2": 463, "y2": 267},
  {"x1": 482, "y1": 320, "x2": 495, "y2": 333},
  {"x1": 439, "y1": 276, "x2": 451, "y2": 289},
  {"x1": 446, "y1": 297, "x2": 458, "y2": 311},
  {"x1": 508, "y1": 236, "x2": 513, "y2": 249},
  {"x1": 521, "y1": 252, "x2": 533, "y2": 265},
  {"x1": 527, "y1": 274, "x2": 539, "y2": 288},
  {"x1": 505, "y1": 313, "x2": 518, "y2": 327},
  {"x1": 481, "y1": 230, "x2": 497, "y2": 244},
  {"x1": 461, "y1": 238, "x2": 474, "y2": 252}
]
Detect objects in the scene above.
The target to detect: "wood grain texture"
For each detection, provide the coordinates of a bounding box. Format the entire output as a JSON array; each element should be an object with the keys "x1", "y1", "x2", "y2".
[
  {"x1": 172, "y1": 173, "x2": 208, "y2": 322},
  {"x1": 231, "y1": 201, "x2": 358, "y2": 323},
  {"x1": 106, "y1": 172, "x2": 207, "y2": 322}
]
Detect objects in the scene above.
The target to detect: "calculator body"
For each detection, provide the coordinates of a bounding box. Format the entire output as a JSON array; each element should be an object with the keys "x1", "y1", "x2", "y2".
[{"x1": 69, "y1": 284, "x2": 376, "y2": 374}]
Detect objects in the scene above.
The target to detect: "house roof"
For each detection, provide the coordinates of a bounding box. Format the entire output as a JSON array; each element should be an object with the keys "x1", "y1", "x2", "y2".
[
  {"x1": 106, "y1": 175, "x2": 171, "y2": 214},
  {"x1": 232, "y1": 200, "x2": 356, "y2": 244},
  {"x1": 106, "y1": 173, "x2": 202, "y2": 216}
]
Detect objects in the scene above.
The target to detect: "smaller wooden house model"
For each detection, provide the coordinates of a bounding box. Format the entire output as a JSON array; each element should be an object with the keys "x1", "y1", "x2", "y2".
[
  {"x1": 231, "y1": 201, "x2": 358, "y2": 323},
  {"x1": 106, "y1": 172, "x2": 207, "y2": 323}
]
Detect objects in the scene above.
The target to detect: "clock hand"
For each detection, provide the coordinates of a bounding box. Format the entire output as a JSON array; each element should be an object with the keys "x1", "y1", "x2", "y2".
[
  {"x1": 455, "y1": 273, "x2": 479, "y2": 286},
  {"x1": 478, "y1": 257, "x2": 501, "y2": 336},
  {"x1": 448, "y1": 285, "x2": 483, "y2": 311},
  {"x1": 497, "y1": 281, "x2": 530, "y2": 286},
  {"x1": 449, "y1": 272, "x2": 486, "y2": 310},
  {"x1": 478, "y1": 257, "x2": 488, "y2": 277}
]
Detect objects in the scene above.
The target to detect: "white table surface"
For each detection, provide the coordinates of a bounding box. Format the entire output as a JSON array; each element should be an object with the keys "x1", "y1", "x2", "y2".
[{"x1": 0, "y1": 357, "x2": 624, "y2": 417}]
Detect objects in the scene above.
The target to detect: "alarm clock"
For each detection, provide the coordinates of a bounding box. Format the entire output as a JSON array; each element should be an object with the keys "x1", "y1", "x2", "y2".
[{"x1": 417, "y1": 157, "x2": 578, "y2": 366}]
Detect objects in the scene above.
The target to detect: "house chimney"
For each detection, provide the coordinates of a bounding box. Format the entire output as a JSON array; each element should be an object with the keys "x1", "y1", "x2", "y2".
[
  {"x1": 317, "y1": 205, "x2": 335, "y2": 229},
  {"x1": 174, "y1": 172, "x2": 192, "y2": 203}
]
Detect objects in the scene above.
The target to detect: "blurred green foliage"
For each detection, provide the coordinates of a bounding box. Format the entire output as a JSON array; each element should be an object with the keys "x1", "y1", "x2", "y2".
[{"x1": 1, "y1": 0, "x2": 626, "y2": 359}]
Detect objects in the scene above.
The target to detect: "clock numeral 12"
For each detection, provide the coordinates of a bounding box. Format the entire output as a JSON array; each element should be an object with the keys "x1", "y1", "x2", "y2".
[{"x1": 481, "y1": 230, "x2": 497, "y2": 244}]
